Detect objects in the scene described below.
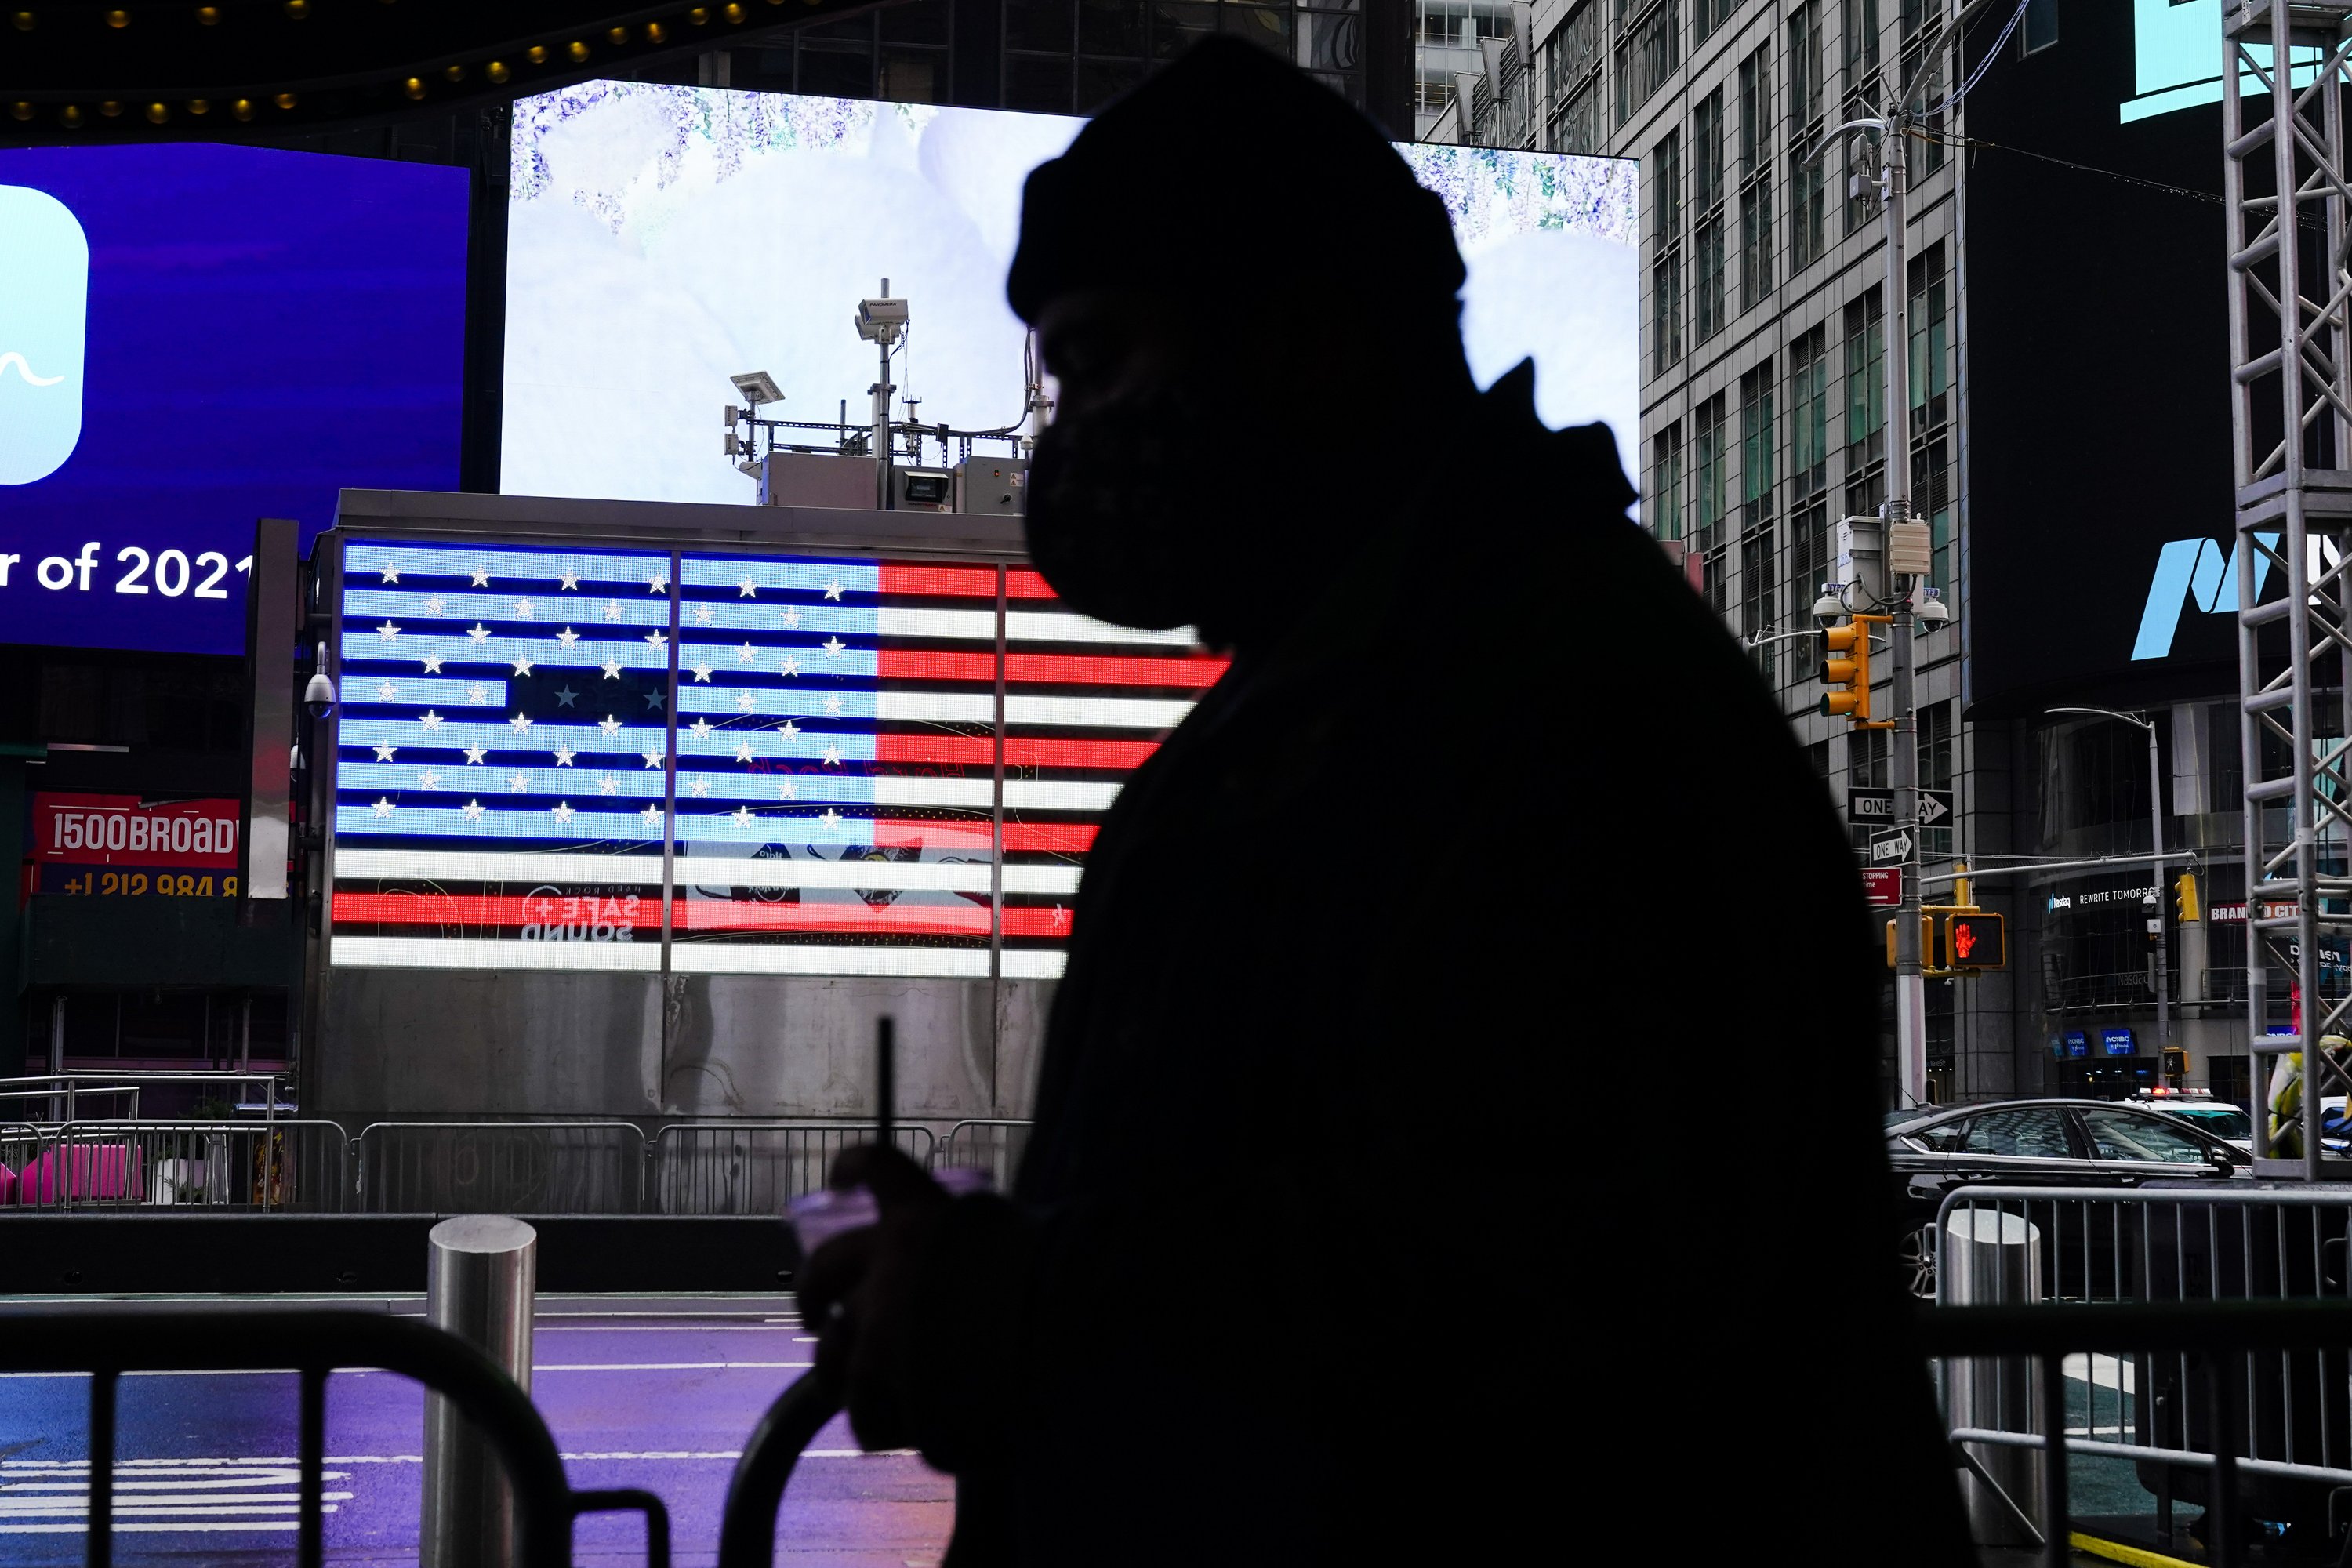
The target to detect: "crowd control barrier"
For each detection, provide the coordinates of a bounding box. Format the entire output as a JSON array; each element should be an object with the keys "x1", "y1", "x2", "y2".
[
  {"x1": 1, "y1": 1120, "x2": 350, "y2": 1211},
  {"x1": 356, "y1": 1121, "x2": 649, "y2": 1214},
  {"x1": 0, "y1": 1308, "x2": 667, "y2": 1568},
  {"x1": 651, "y1": 1122, "x2": 936, "y2": 1214}
]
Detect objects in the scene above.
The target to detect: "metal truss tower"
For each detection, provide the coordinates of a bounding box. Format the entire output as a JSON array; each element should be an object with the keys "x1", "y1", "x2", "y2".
[{"x1": 2226, "y1": 0, "x2": 2352, "y2": 1177}]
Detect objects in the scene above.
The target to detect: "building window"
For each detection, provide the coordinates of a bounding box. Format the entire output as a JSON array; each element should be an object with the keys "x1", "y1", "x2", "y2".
[
  {"x1": 1840, "y1": 0, "x2": 1880, "y2": 236},
  {"x1": 2020, "y1": 0, "x2": 2056, "y2": 57},
  {"x1": 1693, "y1": 88, "x2": 1726, "y2": 343},
  {"x1": 1544, "y1": 0, "x2": 1607, "y2": 153},
  {"x1": 1899, "y1": 0, "x2": 1947, "y2": 173},
  {"x1": 1695, "y1": 391, "x2": 1728, "y2": 613},
  {"x1": 1908, "y1": 241, "x2": 1953, "y2": 588},
  {"x1": 1651, "y1": 129, "x2": 1686, "y2": 373},
  {"x1": 1920, "y1": 699, "x2": 1955, "y2": 859},
  {"x1": 1737, "y1": 44, "x2": 1774, "y2": 314},
  {"x1": 1788, "y1": 325, "x2": 1831, "y2": 622},
  {"x1": 1616, "y1": 0, "x2": 1682, "y2": 125},
  {"x1": 1740, "y1": 360, "x2": 1777, "y2": 677},
  {"x1": 1652, "y1": 420, "x2": 1686, "y2": 540},
  {"x1": 1843, "y1": 289, "x2": 1886, "y2": 516},
  {"x1": 1693, "y1": 0, "x2": 1740, "y2": 53},
  {"x1": 1788, "y1": 0, "x2": 1827, "y2": 271}
]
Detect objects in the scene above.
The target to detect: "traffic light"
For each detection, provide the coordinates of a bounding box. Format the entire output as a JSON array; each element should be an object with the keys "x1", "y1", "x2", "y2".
[
  {"x1": 2176, "y1": 872, "x2": 2201, "y2": 924},
  {"x1": 1820, "y1": 621, "x2": 1872, "y2": 722},
  {"x1": 1943, "y1": 910, "x2": 2007, "y2": 971},
  {"x1": 1886, "y1": 913, "x2": 1933, "y2": 967},
  {"x1": 2161, "y1": 1047, "x2": 2188, "y2": 1080}
]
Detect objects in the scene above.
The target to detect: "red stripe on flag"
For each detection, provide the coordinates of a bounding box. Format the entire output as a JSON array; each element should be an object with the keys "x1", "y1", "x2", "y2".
[
  {"x1": 877, "y1": 648, "x2": 996, "y2": 683},
  {"x1": 1006, "y1": 652, "x2": 1226, "y2": 688},
  {"x1": 876, "y1": 564, "x2": 998, "y2": 598},
  {"x1": 334, "y1": 891, "x2": 656, "y2": 930},
  {"x1": 1003, "y1": 822, "x2": 1098, "y2": 853},
  {"x1": 1004, "y1": 738, "x2": 1157, "y2": 770},
  {"x1": 1002, "y1": 907, "x2": 1076, "y2": 938},
  {"x1": 876, "y1": 734, "x2": 995, "y2": 765},
  {"x1": 874, "y1": 818, "x2": 991, "y2": 849},
  {"x1": 336, "y1": 889, "x2": 992, "y2": 937},
  {"x1": 675, "y1": 901, "x2": 990, "y2": 935},
  {"x1": 1007, "y1": 569, "x2": 1056, "y2": 600}
]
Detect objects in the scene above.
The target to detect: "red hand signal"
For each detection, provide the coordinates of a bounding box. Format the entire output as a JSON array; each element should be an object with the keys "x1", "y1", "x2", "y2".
[{"x1": 1953, "y1": 921, "x2": 1976, "y2": 960}]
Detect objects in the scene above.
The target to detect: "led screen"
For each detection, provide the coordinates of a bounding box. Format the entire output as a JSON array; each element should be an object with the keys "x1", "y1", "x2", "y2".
[
  {"x1": 0, "y1": 143, "x2": 468, "y2": 655},
  {"x1": 328, "y1": 539, "x2": 1200, "y2": 978},
  {"x1": 499, "y1": 83, "x2": 1639, "y2": 503}
]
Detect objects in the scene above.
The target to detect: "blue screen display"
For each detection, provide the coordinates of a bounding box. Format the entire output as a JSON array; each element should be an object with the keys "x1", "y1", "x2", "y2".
[{"x1": 0, "y1": 143, "x2": 466, "y2": 655}]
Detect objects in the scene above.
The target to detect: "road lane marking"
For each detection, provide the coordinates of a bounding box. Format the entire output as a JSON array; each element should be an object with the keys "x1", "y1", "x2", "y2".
[{"x1": 534, "y1": 1361, "x2": 814, "y2": 1371}]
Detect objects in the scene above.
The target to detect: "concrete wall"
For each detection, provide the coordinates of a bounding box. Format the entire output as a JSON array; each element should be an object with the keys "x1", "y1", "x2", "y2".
[{"x1": 315, "y1": 967, "x2": 1053, "y2": 1127}]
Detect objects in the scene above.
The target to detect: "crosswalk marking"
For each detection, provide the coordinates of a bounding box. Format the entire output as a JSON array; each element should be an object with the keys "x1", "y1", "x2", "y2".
[{"x1": 0, "y1": 1461, "x2": 350, "y2": 1535}]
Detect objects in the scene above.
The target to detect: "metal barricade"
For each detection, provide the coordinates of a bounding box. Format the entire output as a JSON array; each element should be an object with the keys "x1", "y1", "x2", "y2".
[
  {"x1": 1931, "y1": 1184, "x2": 2352, "y2": 1558},
  {"x1": 651, "y1": 1123, "x2": 935, "y2": 1214},
  {"x1": 9, "y1": 1120, "x2": 351, "y2": 1212},
  {"x1": 357, "y1": 1121, "x2": 649, "y2": 1214},
  {"x1": 932, "y1": 1119, "x2": 1033, "y2": 1191}
]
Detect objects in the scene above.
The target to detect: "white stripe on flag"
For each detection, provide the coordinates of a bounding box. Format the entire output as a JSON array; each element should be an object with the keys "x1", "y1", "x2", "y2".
[
  {"x1": 873, "y1": 607, "x2": 996, "y2": 640},
  {"x1": 334, "y1": 851, "x2": 666, "y2": 885},
  {"x1": 331, "y1": 937, "x2": 662, "y2": 971},
  {"x1": 677, "y1": 858, "x2": 992, "y2": 892},
  {"x1": 669, "y1": 944, "x2": 991, "y2": 978},
  {"x1": 1006, "y1": 612, "x2": 1200, "y2": 647},
  {"x1": 1004, "y1": 779, "x2": 1121, "y2": 811},
  {"x1": 1005, "y1": 695, "x2": 1192, "y2": 730},
  {"x1": 1000, "y1": 949, "x2": 1069, "y2": 978}
]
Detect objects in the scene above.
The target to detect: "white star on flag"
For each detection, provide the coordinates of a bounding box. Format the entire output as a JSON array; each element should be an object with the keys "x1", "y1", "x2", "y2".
[
  {"x1": 822, "y1": 580, "x2": 844, "y2": 600},
  {"x1": 780, "y1": 608, "x2": 801, "y2": 628},
  {"x1": 509, "y1": 713, "x2": 534, "y2": 734},
  {"x1": 779, "y1": 655, "x2": 802, "y2": 677},
  {"x1": 819, "y1": 744, "x2": 844, "y2": 767},
  {"x1": 513, "y1": 598, "x2": 536, "y2": 619},
  {"x1": 555, "y1": 687, "x2": 578, "y2": 708},
  {"x1": 551, "y1": 802, "x2": 575, "y2": 823},
  {"x1": 689, "y1": 776, "x2": 711, "y2": 798},
  {"x1": 597, "y1": 773, "x2": 619, "y2": 795},
  {"x1": 463, "y1": 798, "x2": 485, "y2": 821},
  {"x1": 424, "y1": 594, "x2": 445, "y2": 617},
  {"x1": 601, "y1": 658, "x2": 622, "y2": 680},
  {"x1": 375, "y1": 681, "x2": 399, "y2": 702},
  {"x1": 818, "y1": 808, "x2": 844, "y2": 829},
  {"x1": 417, "y1": 770, "x2": 441, "y2": 790},
  {"x1": 776, "y1": 780, "x2": 798, "y2": 800},
  {"x1": 512, "y1": 655, "x2": 534, "y2": 676},
  {"x1": 556, "y1": 627, "x2": 579, "y2": 648},
  {"x1": 822, "y1": 695, "x2": 844, "y2": 716},
  {"x1": 739, "y1": 577, "x2": 759, "y2": 597},
  {"x1": 372, "y1": 797, "x2": 396, "y2": 818},
  {"x1": 466, "y1": 683, "x2": 489, "y2": 704},
  {"x1": 603, "y1": 600, "x2": 624, "y2": 622},
  {"x1": 731, "y1": 806, "x2": 754, "y2": 829},
  {"x1": 737, "y1": 643, "x2": 757, "y2": 663},
  {"x1": 693, "y1": 604, "x2": 713, "y2": 626},
  {"x1": 559, "y1": 569, "x2": 579, "y2": 590},
  {"x1": 373, "y1": 743, "x2": 397, "y2": 761},
  {"x1": 598, "y1": 715, "x2": 622, "y2": 737},
  {"x1": 469, "y1": 564, "x2": 490, "y2": 586},
  {"x1": 644, "y1": 630, "x2": 668, "y2": 652},
  {"x1": 641, "y1": 750, "x2": 666, "y2": 770},
  {"x1": 691, "y1": 662, "x2": 713, "y2": 682},
  {"x1": 776, "y1": 719, "x2": 800, "y2": 739},
  {"x1": 644, "y1": 690, "x2": 666, "y2": 711},
  {"x1": 507, "y1": 771, "x2": 532, "y2": 793},
  {"x1": 640, "y1": 804, "x2": 664, "y2": 828},
  {"x1": 1052, "y1": 904, "x2": 1069, "y2": 927},
  {"x1": 463, "y1": 746, "x2": 487, "y2": 764},
  {"x1": 735, "y1": 691, "x2": 757, "y2": 712},
  {"x1": 379, "y1": 562, "x2": 401, "y2": 584},
  {"x1": 690, "y1": 719, "x2": 713, "y2": 739},
  {"x1": 467, "y1": 624, "x2": 491, "y2": 644},
  {"x1": 733, "y1": 742, "x2": 756, "y2": 763},
  {"x1": 376, "y1": 621, "x2": 402, "y2": 642},
  {"x1": 422, "y1": 652, "x2": 445, "y2": 673},
  {"x1": 554, "y1": 745, "x2": 576, "y2": 767},
  {"x1": 419, "y1": 710, "x2": 442, "y2": 731},
  {"x1": 648, "y1": 572, "x2": 669, "y2": 593},
  {"x1": 822, "y1": 637, "x2": 846, "y2": 658}
]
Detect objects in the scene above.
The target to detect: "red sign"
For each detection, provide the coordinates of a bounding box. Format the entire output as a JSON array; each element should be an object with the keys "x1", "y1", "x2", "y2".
[
  {"x1": 34, "y1": 793, "x2": 239, "y2": 869},
  {"x1": 1862, "y1": 867, "x2": 1902, "y2": 908}
]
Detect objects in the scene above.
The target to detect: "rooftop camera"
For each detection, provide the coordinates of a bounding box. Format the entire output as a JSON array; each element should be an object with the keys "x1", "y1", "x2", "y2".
[
  {"x1": 1810, "y1": 585, "x2": 1846, "y2": 626},
  {"x1": 303, "y1": 641, "x2": 336, "y2": 720}
]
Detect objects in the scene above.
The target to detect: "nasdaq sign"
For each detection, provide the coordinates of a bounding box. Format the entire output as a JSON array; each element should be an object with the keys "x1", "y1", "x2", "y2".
[{"x1": 2132, "y1": 533, "x2": 2280, "y2": 661}]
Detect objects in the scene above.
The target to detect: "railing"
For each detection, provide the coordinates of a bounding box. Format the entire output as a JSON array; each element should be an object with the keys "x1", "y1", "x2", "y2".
[
  {"x1": 652, "y1": 1123, "x2": 935, "y2": 1214},
  {"x1": 0, "y1": 1308, "x2": 677, "y2": 1568},
  {"x1": 357, "y1": 1121, "x2": 650, "y2": 1214},
  {"x1": 934, "y1": 1119, "x2": 1031, "y2": 1192},
  {"x1": 0, "y1": 1072, "x2": 294, "y2": 1123},
  {"x1": 2, "y1": 1120, "x2": 351, "y2": 1211}
]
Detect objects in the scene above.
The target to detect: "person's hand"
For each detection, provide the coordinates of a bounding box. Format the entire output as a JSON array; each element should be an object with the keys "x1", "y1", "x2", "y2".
[{"x1": 795, "y1": 1142, "x2": 950, "y2": 1452}]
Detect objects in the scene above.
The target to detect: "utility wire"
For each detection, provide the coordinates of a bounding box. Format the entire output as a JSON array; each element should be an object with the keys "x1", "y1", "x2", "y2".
[
  {"x1": 1922, "y1": 0, "x2": 2033, "y2": 117},
  {"x1": 1907, "y1": 124, "x2": 2226, "y2": 209}
]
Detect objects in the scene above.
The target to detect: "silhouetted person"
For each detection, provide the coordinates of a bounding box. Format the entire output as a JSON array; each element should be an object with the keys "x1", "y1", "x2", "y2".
[{"x1": 801, "y1": 38, "x2": 1972, "y2": 1566}]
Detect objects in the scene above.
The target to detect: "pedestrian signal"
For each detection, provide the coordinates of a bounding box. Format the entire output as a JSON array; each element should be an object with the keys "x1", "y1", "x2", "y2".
[
  {"x1": 1944, "y1": 911, "x2": 2006, "y2": 971},
  {"x1": 1820, "y1": 622, "x2": 1871, "y2": 722}
]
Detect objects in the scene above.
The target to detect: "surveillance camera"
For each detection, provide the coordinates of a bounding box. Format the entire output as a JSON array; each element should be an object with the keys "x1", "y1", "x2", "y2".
[
  {"x1": 303, "y1": 670, "x2": 336, "y2": 722},
  {"x1": 1811, "y1": 589, "x2": 1846, "y2": 626}
]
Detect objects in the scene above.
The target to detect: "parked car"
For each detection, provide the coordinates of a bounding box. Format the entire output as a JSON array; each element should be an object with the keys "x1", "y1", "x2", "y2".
[
  {"x1": 2127, "y1": 1090, "x2": 2253, "y2": 1153},
  {"x1": 1886, "y1": 1098, "x2": 2248, "y2": 1299}
]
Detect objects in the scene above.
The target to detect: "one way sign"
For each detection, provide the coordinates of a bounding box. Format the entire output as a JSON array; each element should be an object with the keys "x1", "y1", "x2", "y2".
[
  {"x1": 1849, "y1": 787, "x2": 1955, "y2": 826},
  {"x1": 1870, "y1": 826, "x2": 1915, "y2": 865}
]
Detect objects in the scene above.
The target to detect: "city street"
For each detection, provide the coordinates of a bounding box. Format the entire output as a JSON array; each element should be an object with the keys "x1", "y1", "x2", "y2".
[{"x1": 0, "y1": 1296, "x2": 949, "y2": 1566}]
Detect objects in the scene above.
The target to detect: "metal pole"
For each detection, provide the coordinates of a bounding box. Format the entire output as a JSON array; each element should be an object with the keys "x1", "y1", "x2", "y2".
[
  {"x1": 48, "y1": 996, "x2": 63, "y2": 1123},
  {"x1": 421, "y1": 1216, "x2": 537, "y2": 1568},
  {"x1": 2148, "y1": 719, "x2": 2172, "y2": 1047},
  {"x1": 1882, "y1": 115, "x2": 1928, "y2": 1108}
]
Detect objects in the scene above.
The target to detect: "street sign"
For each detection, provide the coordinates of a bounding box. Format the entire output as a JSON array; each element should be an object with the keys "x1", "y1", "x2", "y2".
[
  {"x1": 1870, "y1": 827, "x2": 1914, "y2": 865},
  {"x1": 1861, "y1": 867, "x2": 1902, "y2": 907},
  {"x1": 1849, "y1": 787, "x2": 1955, "y2": 826}
]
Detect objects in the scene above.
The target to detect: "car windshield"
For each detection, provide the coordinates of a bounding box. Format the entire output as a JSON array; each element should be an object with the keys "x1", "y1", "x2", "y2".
[{"x1": 2163, "y1": 1105, "x2": 2251, "y2": 1140}]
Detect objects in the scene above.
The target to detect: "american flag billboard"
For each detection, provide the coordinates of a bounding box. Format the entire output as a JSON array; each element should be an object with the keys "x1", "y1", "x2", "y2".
[{"x1": 328, "y1": 539, "x2": 1216, "y2": 978}]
